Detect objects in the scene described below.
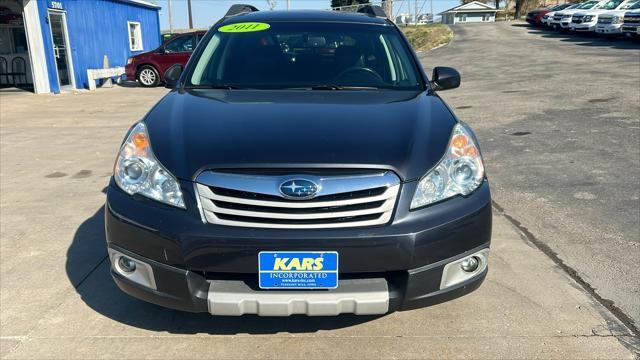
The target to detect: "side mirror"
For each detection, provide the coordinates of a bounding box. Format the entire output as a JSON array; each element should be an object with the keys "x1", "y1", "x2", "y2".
[
  {"x1": 164, "y1": 64, "x2": 183, "y2": 89},
  {"x1": 430, "y1": 66, "x2": 460, "y2": 91},
  {"x1": 156, "y1": 47, "x2": 165, "y2": 54}
]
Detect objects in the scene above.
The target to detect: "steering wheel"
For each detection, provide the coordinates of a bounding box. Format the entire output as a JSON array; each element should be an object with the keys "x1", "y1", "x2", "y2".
[{"x1": 334, "y1": 67, "x2": 384, "y2": 85}]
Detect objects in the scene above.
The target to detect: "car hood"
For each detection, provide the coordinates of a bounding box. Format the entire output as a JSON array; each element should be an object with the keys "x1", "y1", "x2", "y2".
[
  {"x1": 143, "y1": 89, "x2": 457, "y2": 182},
  {"x1": 131, "y1": 49, "x2": 157, "y2": 59},
  {"x1": 557, "y1": 9, "x2": 587, "y2": 15},
  {"x1": 576, "y1": 9, "x2": 610, "y2": 15},
  {"x1": 598, "y1": 10, "x2": 627, "y2": 17},
  {"x1": 529, "y1": 8, "x2": 550, "y2": 14}
]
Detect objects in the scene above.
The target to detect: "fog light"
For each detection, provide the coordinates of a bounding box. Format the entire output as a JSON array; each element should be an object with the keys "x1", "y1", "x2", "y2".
[
  {"x1": 460, "y1": 256, "x2": 480, "y2": 272},
  {"x1": 118, "y1": 256, "x2": 136, "y2": 273}
]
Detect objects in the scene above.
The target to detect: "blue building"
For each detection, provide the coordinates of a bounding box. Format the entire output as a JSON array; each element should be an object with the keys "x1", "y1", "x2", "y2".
[{"x1": 0, "y1": 0, "x2": 161, "y2": 93}]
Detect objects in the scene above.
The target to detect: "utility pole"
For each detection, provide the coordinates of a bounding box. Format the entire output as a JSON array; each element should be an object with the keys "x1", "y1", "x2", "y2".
[
  {"x1": 168, "y1": 0, "x2": 173, "y2": 33},
  {"x1": 287, "y1": 0, "x2": 291, "y2": 10},
  {"x1": 430, "y1": 0, "x2": 433, "y2": 23},
  {"x1": 415, "y1": 0, "x2": 418, "y2": 25},
  {"x1": 187, "y1": 0, "x2": 193, "y2": 29}
]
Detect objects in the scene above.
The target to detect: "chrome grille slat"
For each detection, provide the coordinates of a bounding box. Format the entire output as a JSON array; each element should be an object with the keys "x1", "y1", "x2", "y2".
[
  {"x1": 196, "y1": 184, "x2": 397, "y2": 208},
  {"x1": 202, "y1": 195, "x2": 397, "y2": 220},
  {"x1": 195, "y1": 171, "x2": 401, "y2": 229},
  {"x1": 203, "y1": 211, "x2": 393, "y2": 229}
]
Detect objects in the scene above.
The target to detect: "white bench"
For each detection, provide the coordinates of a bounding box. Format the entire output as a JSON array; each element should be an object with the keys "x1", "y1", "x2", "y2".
[{"x1": 87, "y1": 66, "x2": 125, "y2": 91}]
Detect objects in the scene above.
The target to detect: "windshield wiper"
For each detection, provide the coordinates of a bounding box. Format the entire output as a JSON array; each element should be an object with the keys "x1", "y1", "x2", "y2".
[
  {"x1": 186, "y1": 84, "x2": 246, "y2": 90},
  {"x1": 283, "y1": 85, "x2": 380, "y2": 90},
  {"x1": 314, "y1": 85, "x2": 381, "y2": 90}
]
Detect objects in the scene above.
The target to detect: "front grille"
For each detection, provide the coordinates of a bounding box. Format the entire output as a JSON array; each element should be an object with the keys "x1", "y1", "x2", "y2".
[
  {"x1": 572, "y1": 15, "x2": 584, "y2": 24},
  {"x1": 598, "y1": 17, "x2": 612, "y2": 24},
  {"x1": 623, "y1": 15, "x2": 640, "y2": 25},
  {"x1": 195, "y1": 171, "x2": 401, "y2": 229},
  {"x1": 553, "y1": 14, "x2": 563, "y2": 21}
]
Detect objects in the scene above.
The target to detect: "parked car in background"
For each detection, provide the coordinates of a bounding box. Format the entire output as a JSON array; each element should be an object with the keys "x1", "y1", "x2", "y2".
[
  {"x1": 571, "y1": 0, "x2": 635, "y2": 32},
  {"x1": 622, "y1": 7, "x2": 640, "y2": 36},
  {"x1": 528, "y1": 3, "x2": 572, "y2": 26},
  {"x1": 125, "y1": 30, "x2": 206, "y2": 87},
  {"x1": 596, "y1": 0, "x2": 640, "y2": 35},
  {"x1": 551, "y1": 0, "x2": 602, "y2": 30},
  {"x1": 542, "y1": 3, "x2": 580, "y2": 26},
  {"x1": 161, "y1": 33, "x2": 175, "y2": 42}
]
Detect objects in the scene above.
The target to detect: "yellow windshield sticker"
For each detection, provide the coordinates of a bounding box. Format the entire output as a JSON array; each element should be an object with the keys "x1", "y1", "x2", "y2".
[{"x1": 219, "y1": 22, "x2": 271, "y2": 33}]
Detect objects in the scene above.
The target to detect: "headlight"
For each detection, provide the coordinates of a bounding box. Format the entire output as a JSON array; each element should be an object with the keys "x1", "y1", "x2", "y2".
[
  {"x1": 612, "y1": 16, "x2": 622, "y2": 24},
  {"x1": 410, "y1": 123, "x2": 485, "y2": 210},
  {"x1": 114, "y1": 122, "x2": 185, "y2": 208},
  {"x1": 583, "y1": 15, "x2": 593, "y2": 22},
  {"x1": 127, "y1": 58, "x2": 133, "y2": 65}
]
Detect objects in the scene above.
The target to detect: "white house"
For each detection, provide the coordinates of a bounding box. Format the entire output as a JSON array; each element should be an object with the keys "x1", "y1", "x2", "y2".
[{"x1": 439, "y1": 1, "x2": 499, "y2": 24}]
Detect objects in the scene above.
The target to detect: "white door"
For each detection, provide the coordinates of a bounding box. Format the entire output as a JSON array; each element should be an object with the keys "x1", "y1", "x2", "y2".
[{"x1": 48, "y1": 11, "x2": 75, "y2": 89}]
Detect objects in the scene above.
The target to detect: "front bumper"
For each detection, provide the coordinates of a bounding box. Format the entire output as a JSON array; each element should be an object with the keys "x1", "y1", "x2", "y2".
[
  {"x1": 109, "y1": 243, "x2": 489, "y2": 315},
  {"x1": 105, "y1": 178, "x2": 492, "y2": 315},
  {"x1": 571, "y1": 22, "x2": 597, "y2": 32},
  {"x1": 596, "y1": 24, "x2": 623, "y2": 34},
  {"x1": 125, "y1": 63, "x2": 136, "y2": 81}
]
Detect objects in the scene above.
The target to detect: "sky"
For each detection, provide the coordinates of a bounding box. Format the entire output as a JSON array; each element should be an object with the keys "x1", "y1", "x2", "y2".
[{"x1": 154, "y1": 0, "x2": 462, "y2": 31}]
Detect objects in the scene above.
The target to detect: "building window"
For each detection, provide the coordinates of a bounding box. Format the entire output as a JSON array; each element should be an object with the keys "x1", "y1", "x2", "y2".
[
  {"x1": 483, "y1": 14, "x2": 491, "y2": 21},
  {"x1": 128, "y1": 21, "x2": 143, "y2": 51},
  {"x1": 0, "y1": 27, "x2": 28, "y2": 55},
  {"x1": 458, "y1": 14, "x2": 467, "y2": 22}
]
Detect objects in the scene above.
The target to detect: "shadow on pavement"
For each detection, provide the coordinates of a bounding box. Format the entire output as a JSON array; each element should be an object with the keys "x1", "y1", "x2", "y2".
[
  {"x1": 66, "y1": 205, "x2": 381, "y2": 335},
  {"x1": 512, "y1": 24, "x2": 640, "y2": 50}
]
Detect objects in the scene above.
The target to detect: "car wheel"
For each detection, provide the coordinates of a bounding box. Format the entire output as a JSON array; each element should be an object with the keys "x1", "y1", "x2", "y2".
[{"x1": 137, "y1": 66, "x2": 160, "y2": 87}]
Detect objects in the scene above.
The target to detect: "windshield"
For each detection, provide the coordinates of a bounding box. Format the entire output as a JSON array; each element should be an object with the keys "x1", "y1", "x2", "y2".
[
  {"x1": 578, "y1": 1, "x2": 600, "y2": 8},
  {"x1": 187, "y1": 22, "x2": 423, "y2": 90},
  {"x1": 620, "y1": 0, "x2": 639, "y2": 9},
  {"x1": 594, "y1": 0, "x2": 624, "y2": 9}
]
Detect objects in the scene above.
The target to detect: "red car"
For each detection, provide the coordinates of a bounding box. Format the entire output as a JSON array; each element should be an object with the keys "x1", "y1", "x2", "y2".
[
  {"x1": 125, "y1": 31, "x2": 206, "y2": 87},
  {"x1": 526, "y1": 4, "x2": 572, "y2": 26}
]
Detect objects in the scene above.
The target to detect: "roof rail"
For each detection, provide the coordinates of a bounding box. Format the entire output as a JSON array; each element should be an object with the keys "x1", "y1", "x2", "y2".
[
  {"x1": 357, "y1": 5, "x2": 387, "y2": 18},
  {"x1": 224, "y1": 4, "x2": 259, "y2": 17}
]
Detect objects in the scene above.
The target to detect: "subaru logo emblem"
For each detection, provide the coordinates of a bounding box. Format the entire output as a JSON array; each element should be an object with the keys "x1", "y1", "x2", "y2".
[{"x1": 279, "y1": 179, "x2": 319, "y2": 200}]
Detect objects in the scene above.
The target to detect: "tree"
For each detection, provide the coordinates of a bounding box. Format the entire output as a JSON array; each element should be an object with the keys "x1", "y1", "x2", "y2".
[
  {"x1": 331, "y1": 0, "x2": 370, "y2": 9},
  {"x1": 515, "y1": 0, "x2": 540, "y2": 18}
]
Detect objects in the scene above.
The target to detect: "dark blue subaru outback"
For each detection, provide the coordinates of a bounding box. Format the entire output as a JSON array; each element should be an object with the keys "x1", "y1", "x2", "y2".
[{"x1": 106, "y1": 5, "x2": 491, "y2": 316}]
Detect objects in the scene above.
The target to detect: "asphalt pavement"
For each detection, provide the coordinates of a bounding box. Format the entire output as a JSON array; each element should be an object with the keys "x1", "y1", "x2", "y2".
[
  {"x1": 0, "y1": 22, "x2": 638, "y2": 359},
  {"x1": 422, "y1": 21, "x2": 640, "y2": 334}
]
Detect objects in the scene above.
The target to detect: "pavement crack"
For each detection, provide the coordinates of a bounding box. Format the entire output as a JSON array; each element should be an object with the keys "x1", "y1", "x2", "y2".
[
  {"x1": 74, "y1": 255, "x2": 108, "y2": 289},
  {"x1": 492, "y1": 200, "x2": 640, "y2": 343}
]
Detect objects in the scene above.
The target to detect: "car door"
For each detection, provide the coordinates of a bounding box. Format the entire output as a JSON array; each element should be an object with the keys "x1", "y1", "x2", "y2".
[{"x1": 156, "y1": 34, "x2": 195, "y2": 76}]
